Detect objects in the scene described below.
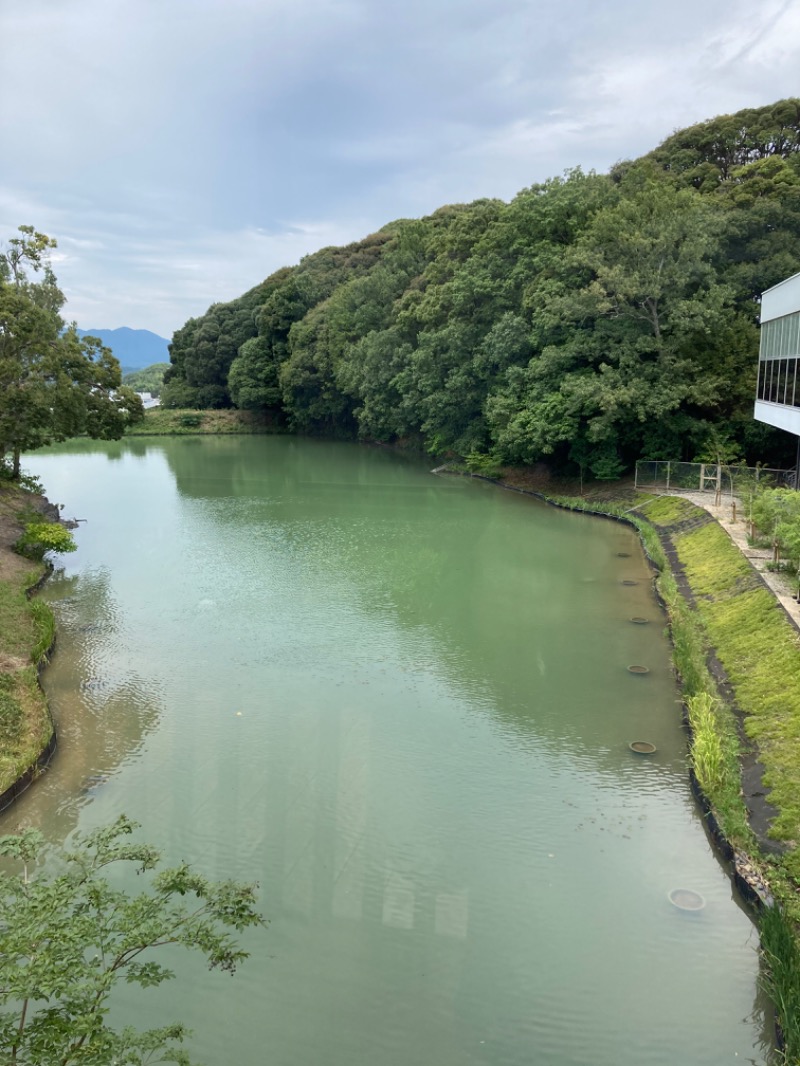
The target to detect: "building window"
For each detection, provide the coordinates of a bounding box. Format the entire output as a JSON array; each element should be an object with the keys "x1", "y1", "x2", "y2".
[
  {"x1": 757, "y1": 356, "x2": 800, "y2": 405},
  {"x1": 760, "y1": 311, "x2": 800, "y2": 361}
]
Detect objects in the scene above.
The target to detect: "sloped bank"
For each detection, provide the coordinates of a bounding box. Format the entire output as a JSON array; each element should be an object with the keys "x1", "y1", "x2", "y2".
[
  {"x1": 0, "y1": 485, "x2": 60, "y2": 813},
  {"x1": 438, "y1": 468, "x2": 799, "y2": 1061}
]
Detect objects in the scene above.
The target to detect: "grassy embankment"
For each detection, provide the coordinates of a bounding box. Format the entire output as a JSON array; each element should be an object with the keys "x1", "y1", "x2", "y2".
[
  {"x1": 0, "y1": 485, "x2": 56, "y2": 796},
  {"x1": 533, "y1": 484, "x2": 800, "y2": 1060},
  {"x1": 126, "y1": 407, "x2": 281, "y2": 436}
]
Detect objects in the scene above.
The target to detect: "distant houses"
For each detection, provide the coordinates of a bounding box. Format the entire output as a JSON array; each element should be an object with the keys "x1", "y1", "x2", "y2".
[{"x1": 136, "y1": 392, "x2": 160, "y2": 410}]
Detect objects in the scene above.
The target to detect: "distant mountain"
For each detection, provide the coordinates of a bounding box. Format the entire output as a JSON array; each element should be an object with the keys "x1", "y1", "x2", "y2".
[{"x1": 76, "y1": 327, "x2": 170, "y2": 371}]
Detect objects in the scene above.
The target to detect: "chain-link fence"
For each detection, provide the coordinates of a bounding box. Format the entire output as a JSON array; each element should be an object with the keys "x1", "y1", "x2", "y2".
[{"x1": 634, "y1": 461, "x2": 796, "y2": 497}]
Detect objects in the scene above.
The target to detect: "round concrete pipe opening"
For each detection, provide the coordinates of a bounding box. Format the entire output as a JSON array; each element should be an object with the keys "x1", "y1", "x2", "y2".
[
  {"x1": 668, "y1": 888, "x2": 705, "y2": 912},
  {"x1": 629, "y1": 741, "x2": 656, "y2": 754},
  {"x1": 630, "y1": 616, "x2": 649, "y2": 625},
  {"x1": 628, "y1": 665, "x2": 650, "y2": 675}
]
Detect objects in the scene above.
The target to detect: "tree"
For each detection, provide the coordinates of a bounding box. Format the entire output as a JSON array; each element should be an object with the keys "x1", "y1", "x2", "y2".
[
  {"x1": 645, "y1": 98, "x2": 800, "y2": 190},
  {"x1": 0, "y1": 816, "x2": 263, "y2": 1065},
  {"x1": 0, "y1": 226, "x2": 144, "y2": 477},
  {"x1": 488, "y1": 177, "x2": 742, "y2": 475},
  {"x1": 752, "y1": 486, "x2": 800, "y2": 562},
  {"x1": 228, "y1": 335, "x2": 282, "y2": 410}
]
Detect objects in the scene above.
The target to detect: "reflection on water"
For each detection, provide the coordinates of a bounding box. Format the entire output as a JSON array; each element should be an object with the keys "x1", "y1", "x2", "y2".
[
  {"x1": 6, "y1": 436, "x2": 773, "y2": 1065},
  {"x1": 2, "y1": 565, "x2": 162, "y2": 843}
]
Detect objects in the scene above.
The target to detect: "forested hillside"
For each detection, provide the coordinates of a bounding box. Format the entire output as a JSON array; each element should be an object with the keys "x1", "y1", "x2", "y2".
[{"x1": 163, "y1": 99, "x2": 800, "y2": 477}]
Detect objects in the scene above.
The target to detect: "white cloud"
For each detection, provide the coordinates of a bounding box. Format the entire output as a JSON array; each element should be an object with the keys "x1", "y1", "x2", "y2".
[
  {"x1": 1, "y1": 0, "x2": 799, "y2": 336},
  {"x1": 58, "y1": 219, "x2": 370, "y2": 336}
]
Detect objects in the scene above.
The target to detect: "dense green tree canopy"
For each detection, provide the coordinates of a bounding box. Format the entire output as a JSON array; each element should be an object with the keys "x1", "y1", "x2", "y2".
[
  {"x1": 0, "y1": 227, "x2": 144, "y2": 475},
  {"x1": 163, "y1": 99, "x2": 800, "y2": 476}
]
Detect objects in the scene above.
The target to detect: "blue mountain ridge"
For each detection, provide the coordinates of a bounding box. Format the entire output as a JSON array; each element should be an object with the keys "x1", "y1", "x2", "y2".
[{"x1": 75, "y1": 327, "x2": 170, "y2": 371}]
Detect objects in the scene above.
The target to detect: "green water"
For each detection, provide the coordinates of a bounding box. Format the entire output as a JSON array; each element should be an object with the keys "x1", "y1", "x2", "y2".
[{"x1": 7, "y1": 436, "x2": 770, "y2": 1065}]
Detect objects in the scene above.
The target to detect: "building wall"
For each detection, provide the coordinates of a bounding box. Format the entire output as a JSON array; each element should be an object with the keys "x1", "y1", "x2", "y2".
[{"x1": 754, "y1": 271, "x2": 800, "y2": 436}]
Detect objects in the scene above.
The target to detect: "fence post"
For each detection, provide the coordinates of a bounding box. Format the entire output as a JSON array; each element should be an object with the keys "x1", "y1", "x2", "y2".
[
  {"x1": 634, "y1": 462, "x2": 638, "y2": 490},
  {"x1": 666, "y1": 462, "x2": 671, "y2": 490},
  {"x1": 699, "y1": 463, "x2": 705, "y2": 491}
]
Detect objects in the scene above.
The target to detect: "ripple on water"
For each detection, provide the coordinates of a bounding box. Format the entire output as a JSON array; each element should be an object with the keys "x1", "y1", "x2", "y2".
[{"x1": 20, "y1": 437, "x2": 767, "y2": 1066}]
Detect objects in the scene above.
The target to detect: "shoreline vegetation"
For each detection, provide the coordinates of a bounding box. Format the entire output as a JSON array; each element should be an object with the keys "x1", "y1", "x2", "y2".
[
  {"x1": 0, "y1": 483, "x2": 58, "y2": 806},
  {"x1": 124, "y1": 407, "x2": 283, "y2": 436}
]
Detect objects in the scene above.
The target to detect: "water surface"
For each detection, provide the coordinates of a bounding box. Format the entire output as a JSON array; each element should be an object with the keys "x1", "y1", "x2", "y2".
[{"x1": 7, "y1": 437, "x2": 770, "y2": 1065}]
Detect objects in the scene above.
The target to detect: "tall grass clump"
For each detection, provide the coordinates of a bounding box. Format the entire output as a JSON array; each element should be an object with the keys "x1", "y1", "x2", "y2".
[
  {"x1": 665, "y1": 593, "x2": 711, "y2": 698},
  {"x1": 29, "y1": 600, "x2": 55, "y2": 664},
  {"x1": 687, "y1": 693, "x2": 727, "y2": 794},
  {"x1": 685, "y1": 681, "x2": 751, "y2": 842},
  {"x1": 629, "y1": 515, "x2": 669, "y2": 571},
  {"x1": 760, "y1": 904, "x2": 800, "y2": 1063},
  {"x1": 0, "y1": 674, "x2": 23, "y2": 745}
]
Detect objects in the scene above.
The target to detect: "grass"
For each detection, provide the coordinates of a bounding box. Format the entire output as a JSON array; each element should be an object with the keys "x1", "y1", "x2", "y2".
[
  {"x1": 0, "y1": 565, "x2": 40, "y2": 661},
  {"x1": 0, "y1": 666, "x2": 52, "y2": 788},
  {"x1": 29, "y1": 599, "x2": 55, "y2": 665},
  {"x1": 0, "y1": 673, "x2": 23, "y2": 745},
  {"x1": 0, "y1": 486, "x2": 56, "y2": 797},
  {"x1": 686, "y1": 692, "x2": 729, "y2": 796},
  {"x1": 630, "y1": 502, "x2": 755, "y2": 844},
  {"x1": 675, "y1": 522, "x2": 754, "y2": 597},
  {"x1": 634, "y1": 493, "x2": 696, "y2": 526},
  {"x1": 126, "y1": 407, "x2": 284, "y2": 436},
  {"x1": 672, "y1": 522, "x2": 800, "y2": 864},
  {"x1": 760, "y1": 904, "x2": 800, "y2": 1063}
]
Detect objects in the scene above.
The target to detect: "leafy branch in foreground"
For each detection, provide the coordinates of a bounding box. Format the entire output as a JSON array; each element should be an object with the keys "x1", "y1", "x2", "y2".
[{"x1": 0, "y1": 816, "x2": 264, "y2": 1065}]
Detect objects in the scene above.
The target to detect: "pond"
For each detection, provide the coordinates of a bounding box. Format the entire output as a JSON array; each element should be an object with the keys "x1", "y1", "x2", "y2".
[{"x1": 6, "y1": 436, "x2": 771, "y2": 1065}]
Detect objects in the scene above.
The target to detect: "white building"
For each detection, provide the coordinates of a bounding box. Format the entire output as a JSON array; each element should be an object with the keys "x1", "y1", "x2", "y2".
[{"x1": 754, "y1": 270, "x2": 800, "y2": 437}]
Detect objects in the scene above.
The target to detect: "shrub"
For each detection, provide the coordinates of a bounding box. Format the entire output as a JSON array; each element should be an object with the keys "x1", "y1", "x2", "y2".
[
  {"x1": 464, "y1": 451, "x2": 502, "y2": 478},
  {"x1": 15, "y1": 521, "x2": 76, "y2": 560},
  {"x1": 752, "y1": 488, "x2": 800, "y2": 568}
]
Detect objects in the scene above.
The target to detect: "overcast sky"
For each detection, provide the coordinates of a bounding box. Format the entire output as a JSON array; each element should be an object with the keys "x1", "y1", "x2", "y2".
[{"x1": 1, "y1": 0, "x2": 799, "y2": 338}]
